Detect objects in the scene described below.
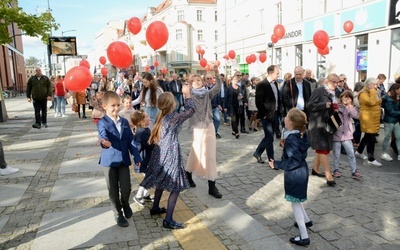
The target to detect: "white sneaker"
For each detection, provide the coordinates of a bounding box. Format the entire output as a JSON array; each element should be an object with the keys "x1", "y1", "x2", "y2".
[
  {"x1": 61, "y1": 114, "x2": 67, "y2": 118},
  {"x1": 398, "y1": 155, "x2": 400, "y2": 161},
  {"x1": 381, "y1": 153, "x2": 393, "y2": 162},
  {"x1": 0, "y1": 166, "x2": 20, "y2": 176},
  {"x1": 368, "y1": 160, "x2": 382, "y2": 167},
  {"x1": 355, "y1": 151, "x2": 368, "y2": 160},
  {"x1": 54, "y1": 113, "x2": 58, "y2": 117}
]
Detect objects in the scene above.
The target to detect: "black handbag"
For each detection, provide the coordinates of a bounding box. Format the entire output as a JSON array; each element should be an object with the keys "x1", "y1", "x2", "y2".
[{"x1": 324, "y1": 112, "x2": 342, "y2": 134}]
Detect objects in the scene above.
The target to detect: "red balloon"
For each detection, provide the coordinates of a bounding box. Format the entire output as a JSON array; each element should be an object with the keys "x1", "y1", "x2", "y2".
[
  {"x1": 223, "y1": 55, "x2": 229, "y2": 60},
  {"x1": 146, "y1": 21, "x2": 169, "y2": 51},
  {"x1": 318, "y1": 46, "x2": 330, "y2": 55},
  {"x1": 199, "y1": 58, "x2": 207, "y2": 67},
  {"x1": 271, "y1": 34, "x2": 279, "y2": 43},
  {"x1": 274, "y1": 24, "x2": 285, "y2": 39},
  {"x1": 196, "y1": 45, "x2": 202, "y2": 54},
  {"x1": 107, "y1": 41, "x2": 133, "y2": 68},
  {"x1": 259, "y1": 52, "x2": 267, "y2": 63},
  {"x1": 205, "y1": 64, "x2": 210, "y2": 72},
  {"x1": 313, "y1": 30, "x2": 329, "y2": 50},
  {"x1": 101, "y1": 67, "x2": 108, "y2": 77},
  {"x1": 144, "y1": 65, "x2": 150, "y2": 72},
  {"x1": 250, "y1": 54, "x2": 256, "y2": 63},
  {"x1": 64, "y1": 66, "x2": 92, "y2": 92},
  {"x1": 200, "y1": 49, "x2": 205, "y2": 55},
  {"x1": 127, "y1": 17, "x2": 142, "y2": 35},
  {"x1": 343, "y1": 20, "x2": 354, "y2": 34},
  {"x1": 99, "y1": 56, "x2": 106, "y2": 65},
  {"x1": 228, "y1": 50, "x2": 236, "y2": 59},
  {"x1": 79, "y1": 59, "x2": 90, "y2": 69},
  {"x1": 154, "y1": 60, "x2": 159, "y2": 67},
  {"x1": 161, "y1": 67, "x2": 167, "y2": 74},
  {"x1": 245, "y1": 56, "x2": 252, "y2": 64},
  {"x1": 215, "y1": 60, "x2": 220, "y2": 67}
]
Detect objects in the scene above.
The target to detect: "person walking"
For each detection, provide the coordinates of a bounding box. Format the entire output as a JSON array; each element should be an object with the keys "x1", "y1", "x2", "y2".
[
  {"x1": 141, "y1": 89, "x2": 195, "y2": 229},
  {"x1": 0, "y1": 139, "x2": 20, "y2": 176},
  {"x1": 253, "y1": 65, "x2": 281, "y2": 164},
  {"x1": 26, "y1": 67, "x2": 53, "y2": 129},
  {"x1": 54, "y1": 75, "x2": 67, "y2": 117},
  {"x1": 73, "y1": 89, "x2": 87, "y2": 119}
]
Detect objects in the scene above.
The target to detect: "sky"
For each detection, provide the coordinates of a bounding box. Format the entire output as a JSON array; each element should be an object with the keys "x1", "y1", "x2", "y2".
[{"x1": 19, "y1": 0, "x2": 162, "y2": 63}]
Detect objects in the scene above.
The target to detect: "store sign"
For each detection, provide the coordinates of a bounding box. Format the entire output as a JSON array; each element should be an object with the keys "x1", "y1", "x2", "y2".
[
  {"x1": 341, "y1": 0, "x2": 387, "y2": 34},
  {"x1": 356, "y1": 51, "x2": 368, "y2": 71},
  {"x1": 389, "y1": 0, "x2": 400, "y2": 25},
  {"x1": 280, "y1": 23, "x2": 304, "y2": 44}
]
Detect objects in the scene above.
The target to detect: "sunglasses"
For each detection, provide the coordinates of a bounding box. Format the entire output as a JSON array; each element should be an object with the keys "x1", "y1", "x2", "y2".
[
  {"x1": 236, "y1": 75, "x2": 242, "y2": 77},
  {"x1": 339, "y1": 80, "x2": 344, "y2": 83}
]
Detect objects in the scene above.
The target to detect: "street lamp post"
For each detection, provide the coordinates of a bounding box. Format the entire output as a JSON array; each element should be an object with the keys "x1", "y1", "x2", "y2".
[{"x1": 61, "y1": 30, "x2": 77, "y2": 75}]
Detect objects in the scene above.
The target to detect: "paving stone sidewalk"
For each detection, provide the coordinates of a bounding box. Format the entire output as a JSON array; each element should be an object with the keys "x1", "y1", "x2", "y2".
[{"x1": 0, "y1": 96, "x2": 399, "y2": 250}]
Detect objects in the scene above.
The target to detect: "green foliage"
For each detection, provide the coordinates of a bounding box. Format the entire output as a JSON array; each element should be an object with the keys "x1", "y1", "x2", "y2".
[
  {"x1": 0, "y1": 0, "x2": 59, "y2": 45},
  {"x1": 25, "y1": 56, "x2": 40, "y2": 67}
]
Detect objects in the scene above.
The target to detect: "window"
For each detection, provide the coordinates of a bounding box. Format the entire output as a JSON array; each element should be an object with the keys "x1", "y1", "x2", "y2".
[
  {"x1": 275, "y1": 48, "x2": 282, "y2": 67},
  {"x1": 197, "y1": 30, "x2": 204, "y2": 41},
  {"x1": 215, "y1": 30, "x2": 218, "y2": 42},
  {"x1": 176, "y1": 52, "x2": 184, "y2": 61},
  {"x1": 215, "y1": 10, "x2": 218, "y2": 22},
  {"x1": 276, "y1": 2, "x2": 282, "y2": 24},
  {"x1": 177, "y1": 10, "x2": 184, "y2": 21},
  {"x1": 176, "y1": 29, "x2": 182, "y2": 41},
  {"x1": 197, "y1": 10, "x2": 203, "y2": 21},
  {"x1": 295, "y1": 45, "x2": 302, "y2": 66},
  {"x1": 356, "y1": 34, "x2": 369, "y2": 81},
  {"x1": 260, "y1": 9, "x2": 265, "y2": 31}
]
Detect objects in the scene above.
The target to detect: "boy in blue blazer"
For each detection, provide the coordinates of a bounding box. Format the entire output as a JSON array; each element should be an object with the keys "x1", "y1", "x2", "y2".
[{"x1": 98, "y1": 91, "x2": 142, "y2": 227}]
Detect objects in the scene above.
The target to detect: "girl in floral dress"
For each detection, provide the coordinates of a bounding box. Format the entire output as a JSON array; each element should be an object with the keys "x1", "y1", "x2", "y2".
[{"x1": 141, "y1": 86, "x2": 194, "y2": 229}]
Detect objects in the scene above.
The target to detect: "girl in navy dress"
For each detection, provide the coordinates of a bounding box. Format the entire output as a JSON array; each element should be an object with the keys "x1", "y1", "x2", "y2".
[
  {"x1": 141, "y1": 86, "x2": 194, "y2": 229},
  {"x1": 269, "y1": 108, "x2": 312, "y2": 246}
]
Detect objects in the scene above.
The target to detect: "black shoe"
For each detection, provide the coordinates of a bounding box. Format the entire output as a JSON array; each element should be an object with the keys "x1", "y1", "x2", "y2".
[
  {"x1": 123, "y1": 206, "x2": 133, "y2": 219},
  {"x1": 208, "y1": 180, "x2": 222, "y2": 199},
  {"x1": 311, "y1": 169, "x2": 325, "y2": 178},
  {"x1": 326, "y1": 179, "x2": 336, "y2": 186},
  {"x1": 253, "y1": 153, "x2": 265, "y2": 164},
  {"x1": 294, "y1": 220, "x2": 313, "y2": 228},
  {"x1": 235, "y1": 133, "x2": 240, "y2": 139},
  {"x1": 83, "y1": 115, "x2": 87, "y2": 119},
  {"x1": 186, "y1": 171, "x2": 196, "y2": 187},
  {"x1": 240, "y1": 129, "x2": 249, "y2": 134},
  {"x1": 163, "y1": 219, "x2": 184, "y2": 229},
  {"x1": 49, "y1": 106, "x2": 54, "y2": 109},
  {"x1": 289, "y1": 236, "x2": 310, "y2": 246},
  {"x1": 116, "y1": 214, "x2": 129, "y2": 227},
  {"x1": 150, "y1": 207, "x2": 167, "y2": 215},
  {"x1": 42, "y1": 123, "x2": 48, "y2": 128},
  {"x1": 216, "y1": 133, "x2": 221, "y2": 139},
  {"x1": 32, "y1": 123, "x2": 41, "y2": 129},
  {"x1": 276, "y1": 132, "x2": 281, "y2": 139}
]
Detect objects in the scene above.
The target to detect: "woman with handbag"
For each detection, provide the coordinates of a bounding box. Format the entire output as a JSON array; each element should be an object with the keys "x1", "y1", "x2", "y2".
[
  {"x1": 306, "y1": 73, "x2": 340, "y2": 186},
  {"x1": 354, "y1": 78, "x2": 382, "y2": 166},
  {"x1": 73, "y1": 89, "x2": 87, "y2": 119}
]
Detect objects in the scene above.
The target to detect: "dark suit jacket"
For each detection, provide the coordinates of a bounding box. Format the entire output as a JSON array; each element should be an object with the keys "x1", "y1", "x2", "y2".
[
  {"x1": 255, "y1": 78, "x2": 281, "y2": 121},
  {"x1": 158, "y1": 79, "x2": 169, "y2": 92},
  {"x1": 98, "y1": 115, "x2": 141, "y2": 167},
  {"x1": 281, "y1": 78, "x2": 312, "y2": 116},
  {"x1": 169, "y1": 79, "x2": 182, "y2": 95},
  {"x1": 131, "y1": 90, "x2": 141, "y2": 110}
]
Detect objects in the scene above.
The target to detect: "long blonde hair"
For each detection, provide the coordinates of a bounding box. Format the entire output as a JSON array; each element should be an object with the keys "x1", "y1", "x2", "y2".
[{"x1": 148, "y1": 92, "x2": 175, "y2": 144}]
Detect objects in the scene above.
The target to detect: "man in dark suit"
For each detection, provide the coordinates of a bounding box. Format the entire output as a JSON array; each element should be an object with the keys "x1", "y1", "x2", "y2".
[
  {"x1": 281, "y1": 66, "x2": 312, "y2": 117},
  {"x1": 157, "y1": 73, "x2": 169, "y2": 92},
  {"x1": 253, "y1": 65, "x2": 281, "y2": 164},
  {"x1": 131, "y1": 85, "x2": 141, "y2": 110},
  {"x1": 169, "y1": 73, "x2": 183, "y2": 112}
]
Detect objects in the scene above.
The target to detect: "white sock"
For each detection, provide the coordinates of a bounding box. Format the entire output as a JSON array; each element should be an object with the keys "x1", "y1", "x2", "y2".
[
  {"x1": 300, "y1": 203, "x2": 311, "y2": 223},
  {"x1": 143, "y1": 188, "x2": 150, "y2": 197},
  {"x1": 292, "y1": 202, "x2": 309, "y2": 239},
  {"x1": 136, "y1": 186, "x2": 145, "y2": 198}
]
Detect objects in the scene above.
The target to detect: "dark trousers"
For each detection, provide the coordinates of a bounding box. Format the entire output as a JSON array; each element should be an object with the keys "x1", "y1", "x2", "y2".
[
  {"x1": 33, "y1": 99, "x2": 48, "y2": 125},
  {"x1": 103, "y1": 164, "x2": 131, "y2": 217},
  {"x1": 254, "y1": 112, "x2": 278, "y2": 160},
  {"x1": 353, "y1": 119, "x2": 361, "y2": 144},
  {"x1": 357, "y1": 132, "x2": 377, "y2": 161},
  {"x1": 231, "y1": 106, "x2": 245, "y2": 133}
]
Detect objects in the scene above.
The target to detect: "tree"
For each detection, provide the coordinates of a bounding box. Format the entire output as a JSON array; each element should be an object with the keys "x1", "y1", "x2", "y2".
[
  {"x1": 0, "y1": 0, "x2": 59, "y2": 45},
  {"x1": 25, "y1": 56, "x2": 40, "y2": 67}
]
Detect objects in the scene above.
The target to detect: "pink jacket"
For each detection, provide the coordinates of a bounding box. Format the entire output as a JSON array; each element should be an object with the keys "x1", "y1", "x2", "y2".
[{"x1": 333, "y1": 105, "x2": 359, "y2": 142}]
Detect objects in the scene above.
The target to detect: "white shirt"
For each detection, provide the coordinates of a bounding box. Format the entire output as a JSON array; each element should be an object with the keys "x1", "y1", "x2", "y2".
[{"x1": 296, "y1": 82, "x2": 305, "y2": 110}]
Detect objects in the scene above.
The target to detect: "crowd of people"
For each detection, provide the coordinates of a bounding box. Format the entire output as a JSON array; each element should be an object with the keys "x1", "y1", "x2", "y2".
[{"x1": 20, "y1": 64, "x2": 400, "y2": 247}]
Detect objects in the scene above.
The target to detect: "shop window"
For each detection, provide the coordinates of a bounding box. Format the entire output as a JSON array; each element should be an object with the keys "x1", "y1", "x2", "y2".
[
  {"x1": 295, "y1": 45, "x2": 302, "y2": 66},
  {"x1": 356, "y1": 34, "x2": 368, "y2": 82},
  {"x1": 390, "y1": 28, "x2": 400, "y2": 81}
]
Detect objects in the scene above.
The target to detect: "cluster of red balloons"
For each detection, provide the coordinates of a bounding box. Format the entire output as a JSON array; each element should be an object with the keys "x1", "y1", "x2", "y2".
[
  {"x1": 313, "y1": 30, "x2": 330, "y2": 55},
  {"x1": 146, "y1": 21, "x2": 169, "y2": 51},
  {"x1": 271, "y1": 24, "x2": 285, "y2": 44},
  {"x1": 64, "y1": 66, "x2": 92, "y2": 92},
  {"x1": 196, "y1": 45, "x2": 205, "y2": 57},
  {"x1": 246, "y1": 54, "x2": 256, "y2": 64}
]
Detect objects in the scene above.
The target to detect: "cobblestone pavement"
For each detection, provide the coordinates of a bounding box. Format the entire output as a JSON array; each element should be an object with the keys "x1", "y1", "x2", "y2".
[{"x1": 0, "y1": 96, "x2": 399, "y2": 250}]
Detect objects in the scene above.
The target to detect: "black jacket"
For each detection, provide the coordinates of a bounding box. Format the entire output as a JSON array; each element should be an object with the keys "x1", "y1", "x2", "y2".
[
  {"x1": 255, "y1": 78, "x2": 281, "y2": 121},
  {"x1": 281, "y1": 78, "x2": 312, "y2": 117}
]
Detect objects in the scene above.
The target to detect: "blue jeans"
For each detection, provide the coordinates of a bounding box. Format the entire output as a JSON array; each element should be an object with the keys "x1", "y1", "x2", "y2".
[
  {"x1": 174, "y1": 94, "x2": 182, "y2": 113},
  {"x1": 56, "y1": 96, "x2": 66, "y2": 115},
  {"x1": 146, "y1": 106, "x2": 159, "y2": 129},
  {"x1": 382, "y1": 122, "x2": 400, "y2": 154},
  {"x1": 32, "y1": 99, "x2": 48, "y2": 125},
  {"x1": 333, "y1": 140, "x2": 357, "y2": 173},
  {"x1": 254, "y1": 113, "x2": 278, "y2": 160},
  {"x1": 212, "y1": 107, "x2": 221, "y2": 134}
]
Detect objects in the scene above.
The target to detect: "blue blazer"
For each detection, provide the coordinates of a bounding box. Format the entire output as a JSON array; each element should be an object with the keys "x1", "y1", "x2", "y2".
[{"x1": 98, "y1": 115, "x2": 141, "y2": 167}]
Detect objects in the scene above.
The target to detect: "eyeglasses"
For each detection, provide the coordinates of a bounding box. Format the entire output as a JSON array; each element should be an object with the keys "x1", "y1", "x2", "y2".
[
  {"x1": 330, "y1": 80, "x2": 339, "y2": 84},
  {"x1": 236, "y1": 75, "x2": 242, "y2": 77},
  {"x1": 339, "y1": 80, "x2": 344, "y2": 83},
  {"x1": 206, "y1": 78, "x2": 212, "y2": 80}
]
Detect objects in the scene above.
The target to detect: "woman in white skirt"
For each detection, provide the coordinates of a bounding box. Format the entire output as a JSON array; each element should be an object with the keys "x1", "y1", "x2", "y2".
[{"x1": 186, "y1": 65, "x2": 222, "y2": 198}]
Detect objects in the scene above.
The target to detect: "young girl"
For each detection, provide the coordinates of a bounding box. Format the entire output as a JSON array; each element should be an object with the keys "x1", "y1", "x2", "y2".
[
  {"x1": 268, "y1": 108, "x2": 311, "y2": 247},
  {"x1": 90, "y1": 91, "x2": 105, "y2": 124},
  {"x1": 140, "y1": 88, "x2": 194, "y2": 229},
  {"x1": 332, "y1": 91, "x2": 362, "y2": 179},
  {"x1": 186, "y1": 65, "x2": 223, "y2": 198},
  {"x1": 119, "y1": 95, "x2": 135, "y2": 129},
  {"x1": 130, "y1": 111, "x2": 154, "y2": 206}
]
